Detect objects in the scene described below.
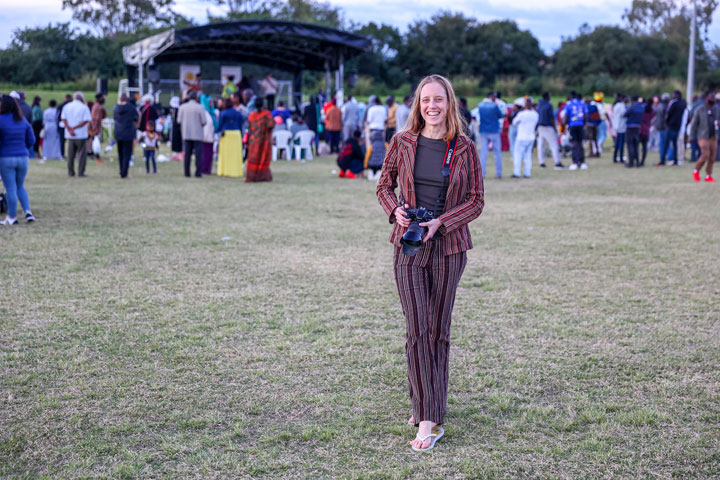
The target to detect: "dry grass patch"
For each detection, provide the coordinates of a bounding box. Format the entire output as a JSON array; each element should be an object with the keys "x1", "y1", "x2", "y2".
[{"x1": 1, "y1": 145, "x2": 719, "y2": 478}]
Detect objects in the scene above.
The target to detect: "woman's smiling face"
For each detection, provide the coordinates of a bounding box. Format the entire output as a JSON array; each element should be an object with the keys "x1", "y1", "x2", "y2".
[{"x1": 419, "y1": 82, "x2": 448, "y2": 129}]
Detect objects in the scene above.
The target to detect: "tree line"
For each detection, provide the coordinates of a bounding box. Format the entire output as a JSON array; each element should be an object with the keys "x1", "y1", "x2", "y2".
[{"x1": 1, "y1": 0, "x2": 719, "y2": 94}]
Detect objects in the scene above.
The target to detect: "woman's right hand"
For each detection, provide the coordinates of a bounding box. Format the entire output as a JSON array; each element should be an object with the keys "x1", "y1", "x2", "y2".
[{"x1": 394, "y1": 203, "x2": 411, "y2": 228}]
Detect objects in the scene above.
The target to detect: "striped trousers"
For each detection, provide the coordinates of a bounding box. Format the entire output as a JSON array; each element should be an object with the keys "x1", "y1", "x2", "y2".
[{"x1": 393, "y1": 238, "x2": 467, "y2": 425}]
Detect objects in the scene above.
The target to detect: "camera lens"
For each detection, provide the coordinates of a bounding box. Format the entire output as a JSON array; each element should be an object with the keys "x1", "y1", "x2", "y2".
[{"x1": 401, "y1": 222, "x2": 425, "y2": 256}]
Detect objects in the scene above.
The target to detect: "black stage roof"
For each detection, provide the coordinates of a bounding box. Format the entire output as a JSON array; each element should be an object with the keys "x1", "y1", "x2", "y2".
[{"x1": 123, "y1": 20, "x2": 370, "y2": 72}]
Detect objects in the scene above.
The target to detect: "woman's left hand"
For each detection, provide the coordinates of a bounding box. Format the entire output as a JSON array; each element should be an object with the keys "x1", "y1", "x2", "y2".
[{"x1": 419, "y1": 218, "x2": 442, "y2": 243}]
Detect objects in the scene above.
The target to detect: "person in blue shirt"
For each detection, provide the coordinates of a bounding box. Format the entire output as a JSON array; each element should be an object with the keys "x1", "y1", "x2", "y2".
[
  {"x1": 476, "y1": 92, "x2": 505, "y2": 178},
  {"x1": 0, "y1": 94, "x2": 36, "y2": 225},
  {"x1": 218, "y1": 93, "x2": 245, "y2": 133},
  {"x1": 271, "y1": 101, "x2": 291, "y2": 124},
  {"x1": 217, "y1": 93, "x2": 245, "y2": 178},
  {"x1": 536, "y1": 92, "x2": 564, "y2": 169},
  {"x1": 624, "y1": 96, "x2": 645, "y2": 168},
  {"x1": 563, "y1": 92, "x2": 589, "y2": 170}
]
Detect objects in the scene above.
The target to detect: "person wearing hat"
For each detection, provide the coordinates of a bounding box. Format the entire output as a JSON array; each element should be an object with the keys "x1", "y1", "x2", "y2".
[
  {"x1": 60, "y1": 92, "x2": 92, "y2": 177},
  {"x1": 592, "y1": 92, "x2": 608, "y2": 155},
  {"x1": 137, "y1": 94, "x2": 159, "y2": 138}
]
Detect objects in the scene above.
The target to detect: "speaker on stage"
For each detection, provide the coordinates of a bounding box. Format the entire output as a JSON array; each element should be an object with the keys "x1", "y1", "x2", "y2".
[{"x1": 96, "y1": 78, "x2": 108, "y2": 95}]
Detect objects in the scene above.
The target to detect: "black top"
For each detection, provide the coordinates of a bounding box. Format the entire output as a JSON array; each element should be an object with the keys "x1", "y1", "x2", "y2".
[
  {"x1": 137, "y1": 104, "x2": 159, "y2": 132},
  {"x1": 414, "y1": 134, "x2": 448, "y2": 214},
  {"x1": 113, "y1": 103, "x2": 140, "y2": 141},
  {"x1": 666, "y1": 98, "x2": 687, "y2": 130},
  {"x1": 303, "y1": 103, "x2": 318, "y2": 131}
]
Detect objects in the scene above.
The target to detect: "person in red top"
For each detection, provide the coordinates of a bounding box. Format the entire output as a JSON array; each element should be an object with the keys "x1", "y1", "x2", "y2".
[
  {"x1": 325, "y1": 100, "x2": 342, "y2": 153},
  {"x1": 245, "y1": 97, "x2": 275, "y2": 182},
  {"x1": 377, "y1": 74, "x2": 484, "y2": 453}
]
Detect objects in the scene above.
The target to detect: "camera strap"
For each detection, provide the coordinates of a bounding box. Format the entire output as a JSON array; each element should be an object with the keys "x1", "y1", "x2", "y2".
[{"x1": 433, "y1": 135, "x2": 458, "y2": 216}]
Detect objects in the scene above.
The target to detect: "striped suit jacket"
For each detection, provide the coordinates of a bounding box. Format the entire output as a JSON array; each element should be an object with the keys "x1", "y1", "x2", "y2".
[{"x1": 377, "y1": 131, "x2": 484, "y2": 255}]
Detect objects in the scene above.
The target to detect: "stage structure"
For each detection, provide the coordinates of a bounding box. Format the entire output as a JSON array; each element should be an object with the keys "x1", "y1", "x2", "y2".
[{"x1": 122, "y1": 20, "x2": 370, "y2": 109}]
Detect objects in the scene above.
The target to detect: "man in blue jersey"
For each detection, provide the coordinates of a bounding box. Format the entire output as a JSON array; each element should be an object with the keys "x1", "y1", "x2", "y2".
[
  {"x1": 477, "y1": 92, "x2": 505, "y2": 178},
  {"x1": 563, "y1": 91, "x2": 589, "y2": 170}
]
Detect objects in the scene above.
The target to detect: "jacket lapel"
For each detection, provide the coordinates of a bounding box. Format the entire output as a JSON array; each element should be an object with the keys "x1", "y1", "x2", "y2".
[{"x1": 400, "y1": 132, "x2": 418, "y2": 206}]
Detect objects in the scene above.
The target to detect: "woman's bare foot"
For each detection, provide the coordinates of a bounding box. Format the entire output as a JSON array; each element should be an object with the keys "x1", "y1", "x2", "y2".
[
  {"x1": 409, "y1": 420, "x2": 437, "y2": 450},
  {"x1": 408, "y1": 415, "x2": 415, "y2": 425}
]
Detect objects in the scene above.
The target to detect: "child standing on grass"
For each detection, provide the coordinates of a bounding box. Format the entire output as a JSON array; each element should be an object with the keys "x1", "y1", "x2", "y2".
[{"x1": 142, "y1": 123, "x2": 159, "y2": 174}]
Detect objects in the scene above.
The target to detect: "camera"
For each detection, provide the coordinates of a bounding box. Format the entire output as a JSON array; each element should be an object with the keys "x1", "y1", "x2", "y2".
[{"x1": 400, "y1": 206, "x2": 434, "y2": 256}]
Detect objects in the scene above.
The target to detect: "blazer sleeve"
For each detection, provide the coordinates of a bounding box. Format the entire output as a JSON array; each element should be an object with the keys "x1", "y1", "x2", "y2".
[
  {"x1": 376, "y1": 134, "x2": 402, "y2": 224},
  {"x1": 437, "y1": 141, "x2": 484, "y2": 234}
]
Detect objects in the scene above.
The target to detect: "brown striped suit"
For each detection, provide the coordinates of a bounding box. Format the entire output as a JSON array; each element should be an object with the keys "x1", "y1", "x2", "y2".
[{"x1": 377, "y1": 131, "x2": 484, "y2": 425}]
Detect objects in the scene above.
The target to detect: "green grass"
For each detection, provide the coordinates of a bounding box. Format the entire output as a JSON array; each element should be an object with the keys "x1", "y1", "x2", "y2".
[{"x1": 1, "y1": 143, "x2": 719, "y2": 479}]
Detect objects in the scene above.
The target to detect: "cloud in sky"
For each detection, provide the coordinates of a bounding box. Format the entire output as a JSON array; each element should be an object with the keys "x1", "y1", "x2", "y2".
[{"x1": 3, "y1": 0, "x2": 720, "y2": 54}]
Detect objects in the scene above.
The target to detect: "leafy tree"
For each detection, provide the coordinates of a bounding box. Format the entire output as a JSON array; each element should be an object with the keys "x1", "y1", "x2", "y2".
[
  {"x1": 207, "y1": 0, "x2": 343, "y2": 28},
  {"x1": 0, "y1": 23, "x2": 116, "y2": 83},
  {"x1": 62, "y1": 0, "x2": 182, "y2": 37},
  {"x1": 398, "y1": 13, "x2": 544, "y2": 83},
  {"x1": 472, "y1": 20, "x2": 545, "y2": 81},
  {"x1": 624, "y1": 0, "x2": 718, "y2": 39},
  {"x1": 347, "y1": 22, "x2": 405, "y2": 88},
  {"x1": 552, "y1": 25, "x2": 681, "y2": 83}
]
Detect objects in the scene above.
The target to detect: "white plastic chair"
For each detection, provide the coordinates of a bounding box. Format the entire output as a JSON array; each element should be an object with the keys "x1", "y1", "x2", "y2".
[
  {"x1": 294, "y1": 130, "x2": 315, "y2": 161},
  {"x1": 272, "y1": 130, "x2": 293, "y2": 161}
]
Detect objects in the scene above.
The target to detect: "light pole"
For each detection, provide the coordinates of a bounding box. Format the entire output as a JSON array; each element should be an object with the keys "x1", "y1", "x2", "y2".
[{"x1": 686, "y1": 0, "x2": 696, "y2": 103}]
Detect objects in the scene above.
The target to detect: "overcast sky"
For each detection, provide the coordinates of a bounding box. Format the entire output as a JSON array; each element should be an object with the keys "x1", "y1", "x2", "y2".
[{"x1": 4, "y1": 0, "x2": 720, "y2": 53}]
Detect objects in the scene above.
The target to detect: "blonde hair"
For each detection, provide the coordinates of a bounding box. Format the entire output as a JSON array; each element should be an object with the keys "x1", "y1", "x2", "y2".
[{"x1": 404, "y1": 74, "x2": 464, "y2": 142}]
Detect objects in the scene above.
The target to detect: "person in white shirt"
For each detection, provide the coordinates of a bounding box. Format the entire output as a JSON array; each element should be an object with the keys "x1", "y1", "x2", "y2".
[
  {"x1": 366, "y1": 97, "x2": 388, "y2": 131},
  {"x1": 512, "y1": 99, "x2": 539, "y2": 178},
  {"x1": 260, "y1": 73, "x2": 278, "y2": 110},
  {"x1": 612, "y1": 94, "x2": 627, "y2": 163},
  {"x1": 60, "y1": 91, "x2": 92, "y2": 177},
  {"x1": 366, "y1": 97, "x2": 387, "y2": 180}
]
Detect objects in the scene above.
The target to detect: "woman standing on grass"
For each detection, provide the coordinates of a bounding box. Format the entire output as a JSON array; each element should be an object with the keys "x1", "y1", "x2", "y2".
[
  {"x1": 42, "y1": 100, "x2": 62, "y2": 160},
  {"x1": 0, "y1": 94, "x2": 36, "y2": 225},
  {"x1": 377, "y1": 75, "x2": 484, "y2": 452},
  {"x1": 245, "y1": 97, "x2": 274, "y2": 182},
  {"x1": 31, "y1": 96, "x2": 43, "y2": 157}
]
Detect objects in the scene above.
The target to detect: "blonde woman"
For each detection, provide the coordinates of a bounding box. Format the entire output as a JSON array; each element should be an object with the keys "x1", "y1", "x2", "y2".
[{"x1": 377, "y1": 75, "x2": 485, "y2": 452}]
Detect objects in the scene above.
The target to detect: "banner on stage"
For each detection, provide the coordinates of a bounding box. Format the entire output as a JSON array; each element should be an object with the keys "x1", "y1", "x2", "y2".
[
  {"x1": 221, "y1": 66, "x2": 242, "y2": 85},
  {"x1": 180, "y1": 65, "x2": 201, "y2": 93}
]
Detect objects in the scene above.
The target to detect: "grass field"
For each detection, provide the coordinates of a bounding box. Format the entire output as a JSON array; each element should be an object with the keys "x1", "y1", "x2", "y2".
[{"x1": 1, "y1": 144, "x2": 719, "y2": 479}]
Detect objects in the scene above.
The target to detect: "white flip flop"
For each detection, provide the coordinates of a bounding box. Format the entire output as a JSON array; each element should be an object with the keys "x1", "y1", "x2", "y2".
[{"x1": 411, "y1": 426, "x2": 444, "y2": 452}]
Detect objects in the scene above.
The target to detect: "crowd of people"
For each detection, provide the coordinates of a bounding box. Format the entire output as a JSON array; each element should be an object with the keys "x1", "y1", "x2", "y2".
[
  {"x1": 470, "y1": 89, "x2": 716, "y2": 182},
  {"x1": 2, "y1": 74, "x2": 717, "y2": 225}
]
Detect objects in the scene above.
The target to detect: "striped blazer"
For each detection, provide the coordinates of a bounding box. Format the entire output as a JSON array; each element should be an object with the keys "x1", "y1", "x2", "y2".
[{"x1": 377, "y1": 131, "x2": 484, "y2": 255}]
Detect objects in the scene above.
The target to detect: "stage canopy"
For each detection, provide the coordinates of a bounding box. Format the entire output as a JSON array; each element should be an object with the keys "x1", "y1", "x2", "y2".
[{"x1": 122, "y1": 20, "x2": 370, "y2": 73}]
